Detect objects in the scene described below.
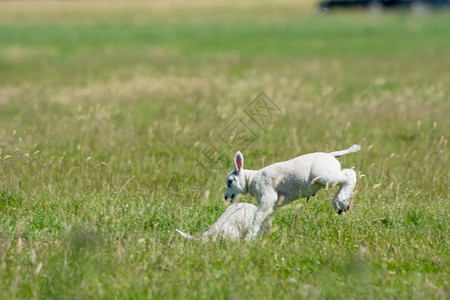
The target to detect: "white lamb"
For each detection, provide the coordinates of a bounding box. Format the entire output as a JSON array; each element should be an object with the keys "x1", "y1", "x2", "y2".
[
  {"x1": 176, "y1": 203, "x2": 258, "y2": 241},
  {"x1": 224, "y1": 144, "x2": 361, "y2": 240}
]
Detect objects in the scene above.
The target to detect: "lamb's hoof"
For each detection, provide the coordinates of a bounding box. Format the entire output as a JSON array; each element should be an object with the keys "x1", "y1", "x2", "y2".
[
  {"x1": 337, "y1": 206, "x2": 350, "y2": 215},
  {"x1": 307, "y1": 193, "x2": 316, "y2": 203}
]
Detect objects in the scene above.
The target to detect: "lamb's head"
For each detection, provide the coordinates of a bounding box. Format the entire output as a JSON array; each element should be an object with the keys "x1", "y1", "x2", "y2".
[{"x1": 224, "y1": 151, "x2": 247, "y2": 203}]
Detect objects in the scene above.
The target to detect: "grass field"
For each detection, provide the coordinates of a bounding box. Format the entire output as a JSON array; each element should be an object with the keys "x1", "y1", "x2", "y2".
[{"x1": 0, "y1": 1, "x2": 449, "y2": 299}]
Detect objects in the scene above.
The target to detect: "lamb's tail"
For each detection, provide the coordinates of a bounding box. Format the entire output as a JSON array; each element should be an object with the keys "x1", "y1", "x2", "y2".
[
  {"x1": 328, "y1": 144, "x2": 361, "y2": 159},
  {"x1": 175, "y1": 229, "x2": 194, "y2": 240}
]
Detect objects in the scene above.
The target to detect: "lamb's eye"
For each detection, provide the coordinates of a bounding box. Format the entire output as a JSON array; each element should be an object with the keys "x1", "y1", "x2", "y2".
[{"x1": 227, "y1": 179, "x2": 233, "y2": 187}]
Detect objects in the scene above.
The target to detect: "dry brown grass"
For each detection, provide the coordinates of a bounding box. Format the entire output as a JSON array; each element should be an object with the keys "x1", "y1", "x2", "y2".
[{"x1": 0, "y1": 0, "x2": 319, "y2": 24}]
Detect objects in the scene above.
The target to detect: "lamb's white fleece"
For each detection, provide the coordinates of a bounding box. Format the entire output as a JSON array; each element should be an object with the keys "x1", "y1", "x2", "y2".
[
  {"x1": 224, "y1": 144, "x2": 361, "y2": 240},
  {"x1": 176, "y1": 203, "x2": 257, "y2": 241}
]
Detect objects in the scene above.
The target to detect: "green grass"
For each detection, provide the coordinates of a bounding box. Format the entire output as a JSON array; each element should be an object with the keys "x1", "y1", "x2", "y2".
[{"x1": 0, "y1": 1, "x2": 448, "y2": 299}]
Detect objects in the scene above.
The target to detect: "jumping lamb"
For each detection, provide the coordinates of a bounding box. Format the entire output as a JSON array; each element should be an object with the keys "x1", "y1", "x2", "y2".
[{"x1": 224, "y1": 144, "x2": 361, "y2": 240}]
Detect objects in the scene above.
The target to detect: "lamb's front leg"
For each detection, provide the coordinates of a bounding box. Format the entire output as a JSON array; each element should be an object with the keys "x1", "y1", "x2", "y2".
[{"x1": 244, "y1": 192, "x2": 277, "y2": 240}]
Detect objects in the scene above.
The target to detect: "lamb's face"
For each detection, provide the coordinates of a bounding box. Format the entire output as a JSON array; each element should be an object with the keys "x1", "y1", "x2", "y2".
[
  {"x1": 224, "y1": 151, "x2": 246, "y2": 203},
  {"x1": 224, "y1": 171, "x2": 246, "y2": 203}
]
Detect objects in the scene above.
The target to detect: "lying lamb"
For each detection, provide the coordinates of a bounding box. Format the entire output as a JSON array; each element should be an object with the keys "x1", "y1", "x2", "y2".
[
  {"x1": 224, "y1": 144, "x2": 361, "y2": 240},
  {"x1": 176, "y1": 203, "x2": 257, "y2": 241}
]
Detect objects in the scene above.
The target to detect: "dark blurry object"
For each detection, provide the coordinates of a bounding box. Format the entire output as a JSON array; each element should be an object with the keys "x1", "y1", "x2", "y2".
[{"x1": 318, "y1": 0, "x2": 449, "y2": 13}]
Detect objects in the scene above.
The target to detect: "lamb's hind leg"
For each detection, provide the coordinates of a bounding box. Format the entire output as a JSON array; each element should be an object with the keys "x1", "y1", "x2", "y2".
[
  {"x1": 332, "y1": 169, "x2": 357, "y2": 214},
  {"x1": 316, "y1": 168, "x2": 357, "y2": 214}
]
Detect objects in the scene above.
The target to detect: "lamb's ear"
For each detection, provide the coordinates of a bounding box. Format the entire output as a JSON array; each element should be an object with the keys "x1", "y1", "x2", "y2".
[{"x1": 234, "y1": 151, "x2": 244, "y2": 172}]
